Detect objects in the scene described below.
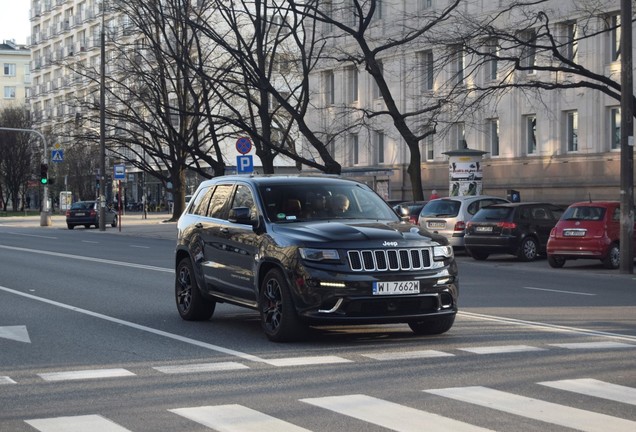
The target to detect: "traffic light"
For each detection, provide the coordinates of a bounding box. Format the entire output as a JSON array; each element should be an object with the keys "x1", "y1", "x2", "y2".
[{"x1": 40, "y1": 163, "x2": 49, "y2": 185}]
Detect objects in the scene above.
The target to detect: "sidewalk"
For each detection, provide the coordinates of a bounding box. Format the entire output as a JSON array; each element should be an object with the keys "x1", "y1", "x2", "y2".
[{"x1": 0, "y1": 211, "x2": 177, "y2": 240}]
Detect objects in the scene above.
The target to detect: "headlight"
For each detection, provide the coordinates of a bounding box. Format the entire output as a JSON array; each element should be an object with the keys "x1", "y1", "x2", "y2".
[
  {"x1": 433, "y1": 245, "x2": 453, "y2": 260},
  {"x1": 299, "y1": 248, "x2": 340, "y2": 261}
]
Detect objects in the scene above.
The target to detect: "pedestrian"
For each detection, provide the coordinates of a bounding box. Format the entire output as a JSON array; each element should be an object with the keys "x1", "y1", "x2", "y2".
[{"x1": 429, "y1": 189, "x2": 440, "y2": 200}]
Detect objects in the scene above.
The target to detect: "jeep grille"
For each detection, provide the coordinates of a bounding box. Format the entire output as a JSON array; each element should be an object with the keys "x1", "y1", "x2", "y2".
[{"x1": 347, "y1": 249, "x2": 432, "y2": 271}]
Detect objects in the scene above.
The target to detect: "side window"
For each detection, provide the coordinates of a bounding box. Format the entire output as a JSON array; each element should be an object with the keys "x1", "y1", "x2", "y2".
[
  {"x1": 192, "y1": 186, "x2": 214, "y2": 216},
  {"x1": 231, "y1": 184, "x2": 257, "y2": 220},
  {"x1": 208, "y1": 184, "x2": 233, "y2": 219},
  {"x1": 613, "y1": 207, "x2": 620, "y2": 221},
  {"x1": 549, "y1": 205, "x2": 565, "y2": 220},
  {"x1": 467, "y1": 201, "x2": 480, "y2": 215}
]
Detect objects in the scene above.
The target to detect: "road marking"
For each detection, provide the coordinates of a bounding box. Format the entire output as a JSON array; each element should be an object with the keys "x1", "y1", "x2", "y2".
[
  {"x1": 264, "y1": 356, "x2": 352, "y2": 367},
  {"x1": 129, "y1": 245, "x2": 150, "y2": 249},
  {"x1": 458, "y1": 345, "x2": 546, "y2": 354},
  {"x1": 4, "y1": 232, "x2": 58, "y2": 239},
  {"x1": 301, "y1": 394, "x2": 494, "y2": 432},
  {"x1": 81, "y1": 240, "x2": 99, "y2": 244},
  {"x1": 0, "y1": 245, "x2": 173, "y2": 272},
  {"x1": 0, "y1": 376, "x2": 16, "y2": 385},
  {"x1": 0, "y1": 325, "x2": 31, "y2": 343},
  {"x1": 0, "y1": 285, "x2": 270, "y2": 364},
  {"x1": 459, "y1": 311, "x2": 636, "y2": 343},
  {"x1": 38, "y1": 368, "x2": 136, "y2": 382},
  {"x1": 539, "y1": 378, "x2": 636, "y2": 405},
  {"x1": 549, "y1": 341, "x2": 635, "y2": 350},
  {"x1": 362, "y1": 350, "x2": 454, "y2": 360},
  {"x1": 25, "y1": 414, "x2": 132, "y2": 432},
  {"x1": 425, "y1": 386, "x2": 636, "y2": 432},
  {"x1": 523, "y1": 286, "x2": 596, "y2": 296},
  {"x1": 153, "y1": 362, "x2": 249, "y2": 374},
  {"x1": 170, "y1": 404, "x2": 312, "y2": 432}
]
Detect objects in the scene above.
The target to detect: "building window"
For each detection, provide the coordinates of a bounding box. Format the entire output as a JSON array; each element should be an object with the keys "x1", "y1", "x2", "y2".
[
  {"x1": 419, "y1": 50, "x2": 434, "y2": 91},
  {"x1": 486, "y1": 39, "x2": 498, "y2": 81},
  {"x1": 609, "y1": 14, "x2": 621, "y2": 62},
  {"x1": 3, "y1": 86, "x2": 16, "y2": 99},
  {"x1": 420, "y1": 134, "x2": 434, "y2": 161},
  {"x1": 375, "y1": 0, "x2": 383, "y2": 20},
  {"x1": 3, "y1": 63, "x2": 16, "y2": 76},
  {"x1": 349, "y1": 134, "x2": 359, "y2": 165},
  {"x1": 419, "y1": 0, "x2": 433, "y2": 10},
  {"x1": 610, "y1": 107, "x2": 621, "y2": 150},
  {"x1": 451, "y1": 45, "x2": 464, "y2": 84},
  {"x1": 452, "y1": 122, "x2": 465, "y2": 149},
  {"x1": 565, "y1": 111, "x2": 578, "y2": 152},
  {"x1": 488, "y1": 119, "x2": 499, "y2": 156},
  {"x1": 346, "y1": 66, "x2": 358, "y2": 103},
  {"x1": 520, "y1": 30, "x2": 536, "y2": 72},
  {"x1": 372, "y1": 60, "x2": 383, "y2": 99},
  {"x1": 563, "y1": 21, "x2": 577, "y2": 62},
  {"x1": 376, "y1": 131, "x2": 385, "y2": 164},
  {"x1": 323, "y1": 0, "x2": 333, "y2": 33},
  {"x1": 525, "y1": 115, "x2": 537, "y2": 154},
  {"x1": 323, "y1": 70, "x2": 334, "y2": 105}
]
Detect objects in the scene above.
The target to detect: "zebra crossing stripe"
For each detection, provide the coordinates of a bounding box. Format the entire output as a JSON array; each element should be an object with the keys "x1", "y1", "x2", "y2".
[
  {"x1": 458, "y1": 345, "x2": 545, "y2": 354},
  {"x1": 153, "y1": 362, "x2": 249, "y2": 374},
  {"x1": 25, "y1": 414, "x2": 132, "y2": 432},
  {"x1": 362, "y1": 350, "x2": 454, "y2": 360},
  {"x1": 301, "y1": 394, "x2": 494, "y2": 432},
  {"x1": 425, "y1": 386, "x2": 636, "y2": 432},
  {"x1": 539, "y1": 378, "x2": 636, "y2": 405},
  {"x1": 0, "y1": 376, "x2": 16, "y2": 385},
  {"x1": 549, "y1": 342, "x2": 635, "y2": 350},
  {"x1": 38, "y1": 368, "x2": 135, "y2": 382},
  {"x1": 264, "y1": 356, "x2": 352, "y2": 367},
  {"x1": 170, "y1": 404, "x2": 311, "y2": 432}
]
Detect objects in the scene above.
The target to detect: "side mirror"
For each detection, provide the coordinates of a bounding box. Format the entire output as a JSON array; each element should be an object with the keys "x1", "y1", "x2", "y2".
[{"x1": 229, "y1": 207, "x2": 256, "y2": 226}]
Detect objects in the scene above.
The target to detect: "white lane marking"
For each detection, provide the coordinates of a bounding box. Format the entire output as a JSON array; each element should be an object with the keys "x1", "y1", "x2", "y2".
[
  {"x1": 25, "y1": 414, "x2": 132, "y2": 432},
  {"x1": 0, "y1": 244, "x2": 173, "y2": 272},
  {"x1": 523, "y1": 286, "x2": 596, "y2": 296},
  {"x1": 4, "y1": 232, "x2": 58, "y2": 239},
  {"x1": 362, "y1": 350, "x2": 454, "y2": 360},
  {"x1": 38, "y1": 368, "x2": 136, "y2": 382},
  {"x1": 425, "y1": 386, "x2": 636, "y2": 432},
  {"x1": 81, "y1": 240, "x2": 99, "y2": 244},
  {"x1": 0, "y1": 376, "x2": 17, "y2": 385},
  {"x1": 459, "y1": 311, "x2": 636, "y2": 343},
  {"x1": 0, "y1": 285, "x2": 269, "y2": 364},
  {"x1": 458, "y1": 345, "x2": 546, "y2": 355},
  {"x1": 170, "y1": 404, "x2": 312, "y2": 432},
  {"x1": 153, "y1": 362, "x2": 249, "y2": 374},
  {"x1": 264, "y1": 356, "x2": 352, "y2": 367},
  {"x1": 539, "y1": 378, "x2": 636, "y2": 405},
  {"x1": 549, "y1": 341, "x2": 635, "y2": 350},
  {"x1": 129, "y1": 245, "x2": 150, "y2": 249},
  {"x1": 0, "y1": 325, "x2": 31, "y2": 343},
  {"x1": 301, "y1": 394, "x2": 494, "y2": 432}
]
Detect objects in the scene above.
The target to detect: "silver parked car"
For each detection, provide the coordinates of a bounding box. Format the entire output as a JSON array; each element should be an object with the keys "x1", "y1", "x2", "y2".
[{"x1": 418, "y1": 195, "x2": 509, "y2": 248}]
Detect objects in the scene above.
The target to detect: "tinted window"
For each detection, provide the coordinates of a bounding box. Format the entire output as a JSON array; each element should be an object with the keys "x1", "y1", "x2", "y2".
[
  {"x1": 562, "y1": 206, "x2": 606, "y2": 221},
  {"x1": 421, "y1": 200, "x2": 461, "y2": 217},
  {"x1": 208, "y1": 184, "x2": 233, "y2": 219},
  {"x1": 191, "y1": 186, "x2": 214, "y2": 216},
  {"x1": 231, "y1": 184, "x2": 257, "y2": 221},
  {"x1": 471, "y1": 207, "x2": 513, "y2": 221}
]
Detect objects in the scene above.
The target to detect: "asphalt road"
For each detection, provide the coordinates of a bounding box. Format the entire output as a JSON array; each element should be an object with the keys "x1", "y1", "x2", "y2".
[{"x1": 0, "y1": 217, "x2": 635, "y2": 432}]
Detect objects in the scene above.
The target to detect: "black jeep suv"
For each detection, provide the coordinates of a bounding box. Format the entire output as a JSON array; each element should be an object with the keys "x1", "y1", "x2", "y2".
[{"x1": 175, "y1": 175, "x2": 458, "y2": 341}]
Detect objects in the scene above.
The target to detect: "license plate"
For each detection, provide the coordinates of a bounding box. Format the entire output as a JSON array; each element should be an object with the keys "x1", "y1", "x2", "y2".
[
  {"x1": 563, "y1": 229, "x2": 586, "y2": 237},
  {"x1": 74, "y1": 212, "x2": 85, "y2": 216},
  {"x1": 475, "y1": 226, "x2": 493, "y2": 232},
  {"x1": 373, "y1": 280, "x2": 420, "y2": 295},
  {"x1": 428, "y1": 221, "x2": 445, "y2": 229}
]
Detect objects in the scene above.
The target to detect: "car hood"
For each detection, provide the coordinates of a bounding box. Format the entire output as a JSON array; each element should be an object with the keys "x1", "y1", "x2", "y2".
[{"x1": 271, "y1": 221, "x2": 446, "y2": 246}]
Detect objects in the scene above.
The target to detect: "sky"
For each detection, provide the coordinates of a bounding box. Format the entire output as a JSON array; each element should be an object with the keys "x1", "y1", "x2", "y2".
[{"x1": 0, "y1": 0, "x2": 31, "y2": 45}]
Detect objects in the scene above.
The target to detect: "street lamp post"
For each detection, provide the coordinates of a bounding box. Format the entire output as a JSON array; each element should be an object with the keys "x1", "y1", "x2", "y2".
[{"x1": 99, "y1": 2, "x2": 107, "y2": 231}]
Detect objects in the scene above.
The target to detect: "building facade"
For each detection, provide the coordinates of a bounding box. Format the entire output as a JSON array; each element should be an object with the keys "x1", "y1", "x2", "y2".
[{"x1": 0, "y1": 40, "x2": 31, "y2": 109}]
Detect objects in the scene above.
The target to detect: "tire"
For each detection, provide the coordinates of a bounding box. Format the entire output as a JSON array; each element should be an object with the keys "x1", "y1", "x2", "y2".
[
  {"x1": 85, "y1": 224, "x2": 91, "y2": 229},
  {"x1": 517, "y1": 237, "x2": 538, "y2": 261},
  {"x1": 175, "y1": 257, "x2": 215, "y2": 321},
  {"x1": 468, "y1": 249, "x2": 489, "y2": 261},
  {"x1": 67, "y1": 224, "x2": 74, "y2": 230},
  {"x1": 548, "y1": 255, "x2": 566, "y2": 268},
  {"x1": 408, "y1": 314, "x2": 455, "y2": 335},
  {"x1": 259, "y1": 268, "x2": 306, "y2": 342},
  {"x1": 111, "y1": 215, "x2": 118, "y2": 227},
  {"x1": 602, "y1": 243, "x2": 620, "y2": 269}
]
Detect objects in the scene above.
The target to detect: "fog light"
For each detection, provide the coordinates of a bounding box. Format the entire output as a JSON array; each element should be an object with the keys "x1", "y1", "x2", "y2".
[{"x1": 319, "y1": 281, "x2": 346, "y2": 288}]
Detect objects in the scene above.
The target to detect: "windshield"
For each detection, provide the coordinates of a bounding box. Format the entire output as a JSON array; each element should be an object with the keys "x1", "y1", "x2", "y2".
[
  {"x1": 420, "y1": 199, "x2": 461, "y2": 218},
  {"x1": 70, "y1": 201, "x2": 94, "y2": 210},
  {"x1": 562, "y1": 206, "x2": 606, "y2": 221},
  {"x1": 257, "y1": 182, "x2": 399, "y2": 223},
  {"x1": 471, "y1": 207, "x2": 513, "y2": 221}
]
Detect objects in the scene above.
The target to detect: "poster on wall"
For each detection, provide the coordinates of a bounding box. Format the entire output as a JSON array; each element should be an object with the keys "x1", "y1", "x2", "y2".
[{"x1": 448, "y1": 155, "x2": 483, "y2": 196}]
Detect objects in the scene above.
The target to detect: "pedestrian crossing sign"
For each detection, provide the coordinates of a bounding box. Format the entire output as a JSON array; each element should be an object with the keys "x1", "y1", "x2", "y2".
[{"x1": 51, "y1": 149, "x2": 64, "y2": 162}]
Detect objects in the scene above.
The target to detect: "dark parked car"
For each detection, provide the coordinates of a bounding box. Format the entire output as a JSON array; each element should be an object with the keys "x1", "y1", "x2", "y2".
[
  {"x1": 393, "y1": 201, "x2": 428, "y2": 224},
  {"x1": 175, "y1": 175, "x2": 458, "y2": 342},
  {"x1": 464, "y1": 202, "x2": 564, "y2": 261},
  {"x1": 547, "y1": 201, "x2": 636, "y2": 269},
  {"x1": 65, "y1": 200, "x2": 118, "y2": 229}
]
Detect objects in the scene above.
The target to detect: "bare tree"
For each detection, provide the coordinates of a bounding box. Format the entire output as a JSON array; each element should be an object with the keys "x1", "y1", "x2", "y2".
[{"x1": 0, "y1": 106, "x2": 35, "y2": 211}]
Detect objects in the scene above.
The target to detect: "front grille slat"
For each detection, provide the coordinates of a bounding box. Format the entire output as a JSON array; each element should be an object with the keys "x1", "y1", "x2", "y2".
[{"x1": 348, "y1": 248, "x2": 432, "y2": 271}]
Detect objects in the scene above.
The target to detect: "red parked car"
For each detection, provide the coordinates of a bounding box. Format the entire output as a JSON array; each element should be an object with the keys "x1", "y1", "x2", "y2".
[{"x1": 546, "y1": 201, "x2": 635, "y2": 269}]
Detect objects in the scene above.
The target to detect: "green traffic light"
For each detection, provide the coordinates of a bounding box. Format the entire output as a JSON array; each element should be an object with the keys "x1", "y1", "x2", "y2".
[{"x1": 41, "y1": 178, "x2": 48, "y2": 185}]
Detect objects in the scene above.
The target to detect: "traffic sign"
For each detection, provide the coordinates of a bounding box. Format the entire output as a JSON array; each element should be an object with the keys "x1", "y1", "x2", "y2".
[
  {"x1": 51, "y1": 149, "x2": 64, "y2": 162},
  {"x1": 236, "y1": 137, "x2": 252, "y2": 155},
  {"x1": 114, "y1": 164, "x2": 126, "y2": 180},
  {"x1": 237, "y1": 155, "x2": 254, "y2": 173}
]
